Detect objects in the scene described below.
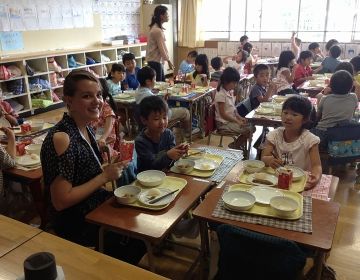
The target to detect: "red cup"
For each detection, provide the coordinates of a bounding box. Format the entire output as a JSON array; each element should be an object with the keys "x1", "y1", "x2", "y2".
[{"x1": 119, "y1": 141, "x2": 134, "y2": 161}]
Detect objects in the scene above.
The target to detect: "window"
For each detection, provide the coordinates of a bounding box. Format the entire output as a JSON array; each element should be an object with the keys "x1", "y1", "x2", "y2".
[{"x1": 199, "y1": 0, "x2": 360, "y2": 42}]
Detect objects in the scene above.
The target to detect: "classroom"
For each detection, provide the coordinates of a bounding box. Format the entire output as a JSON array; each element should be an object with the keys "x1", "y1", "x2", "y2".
[{"x1": 0, "y1": 0, "x2": 359, "y2": 279}]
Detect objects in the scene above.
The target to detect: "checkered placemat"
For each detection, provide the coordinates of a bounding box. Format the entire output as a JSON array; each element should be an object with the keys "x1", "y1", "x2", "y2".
[
  {"x1": 198, "y1": 146, "x2": 243, "y2": 183},
  {"x1": 212, "y1": 187, "x2": 313, "y2": 233},
  {"x1": 303, "y1": 174, "x2": 332, "y2": 201}
]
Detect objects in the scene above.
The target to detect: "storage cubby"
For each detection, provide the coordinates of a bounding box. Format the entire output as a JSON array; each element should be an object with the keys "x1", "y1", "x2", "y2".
[{"x1": 0, "y1": 43, "x2": 146, "y2": 117}]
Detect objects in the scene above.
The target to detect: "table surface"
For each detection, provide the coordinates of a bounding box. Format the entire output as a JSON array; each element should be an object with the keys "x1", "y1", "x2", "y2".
[
  {"x1": 0, "y1": 215, "x2": 42, "y2": 258},
  {"x1": 245, "y1": 109, "x2": 282, "y2": 127},
  {"x1": 86, "y1": 175, "x2": 211, "y2": 244},
  {"x1": 0, "y1": 232, "x2": 168, "y2": 280},
  {"x1": 193, "y1": 182, "x2": 340, "y2": 251}
]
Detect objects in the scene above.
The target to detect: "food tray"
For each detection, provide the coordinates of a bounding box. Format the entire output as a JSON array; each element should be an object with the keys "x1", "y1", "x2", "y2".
[
  {"x1": 119, "y1": 176, "x2": 188, "y2": 211},
  {"x1": 239, "y1": 167, "x2": 307, "y2": 193},
  {"x1": 226, "y1": 184, "x2": 303, "y2": 220},
  {"x1": 14, "y1": 123, "x2": 54, "y2": 136},
  {"x1": 170, "y1": 153, "x2": 224, "y2": 178}
]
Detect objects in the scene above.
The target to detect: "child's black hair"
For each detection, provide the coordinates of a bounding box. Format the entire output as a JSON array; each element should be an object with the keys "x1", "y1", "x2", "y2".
[
  {"x1": 216, "y1": 67, "x2": 240, "y2": 91},
  {"x1": 122, "y1": 53, "x2": 135, "y2": 65},
  {"x1": 329, "y1": 45, "x2": 341, "y2": 59},
  {"x1": 188, "y1": 51, "x2": 198, "y2": 58},
  {"x1": 298, "y1": 50, "x2": 313, "y2": 63},
  {"x1": 282, "y1": 96, "x2": 314, "y2": 129},
  {"x1": 99, "y1": 78, "x2": 117, "y2": 113},
  {"x1": 139, "y1": 95, "x2": 168, "y2": 120},
  {"x1": 330, "y1": 70, "x2": 353, "y2": 95},
  {"x1": 107, "y1": 63, "x2": 125, "y2": 80},
  {"x1": 335, "y1": 62, "x2": 354, "y2": 76},
  {"x1": 277, "y1": 51, "x2": 295, "y2": 71},
  {"x1": 308, "y1": 42, "x2": 320, "y2": 51},
  {"x1": 236, "y1": 49, "x2": 249, "y2": 64},
  {"x1": 193, "y1": 54, "x2": 210, "y2": 80},
  {"x1": 325, "y1": 39, "x2": 338, "y2": 52},
  {"x1": 137, "y1": 66, "x2": 156, "y2": 87},
  {"x1": 240, "y1": 35, "x2": 248, "y2": 44},
  {"x1": 211, "y1": 57, "x2": 223, "y2": 71},
  {"x1": 350, "y1": 56, "x2": 360, "y2": 72},
  {"x1": 253, "y1": 64, "x2": 269, "y2": 78},
  {"x1": 243, "y1": 42, "x2": 253, "y2": 54}
]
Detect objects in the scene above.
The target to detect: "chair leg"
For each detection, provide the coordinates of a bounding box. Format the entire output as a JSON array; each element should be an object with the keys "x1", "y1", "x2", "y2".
[
  {"x1": 207, "y1": 133, "x2": 211, "y2": 145},
  {"x1": 219, "y1": 136, "x2": 223, "y2": 147}
]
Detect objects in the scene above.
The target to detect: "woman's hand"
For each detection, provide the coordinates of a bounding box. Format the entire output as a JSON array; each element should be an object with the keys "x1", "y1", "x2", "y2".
[
  {"x1": 102, "y1": 161, "x2": 126, "y2": 182},
  {"x1": 167, "y1": 60, "x2": 174, "y2": 70},
  {"x1": 98, "y1": 138, "x2": 106, "y2": 148},
  {"x1": 0, "y1": 127, "x2": 15, "y2": 143}
]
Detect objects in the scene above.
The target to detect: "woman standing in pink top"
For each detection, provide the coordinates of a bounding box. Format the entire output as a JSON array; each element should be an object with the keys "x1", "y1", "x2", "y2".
[{"x1": 146, "y1": 5, "x2": 173, "y2": 81}]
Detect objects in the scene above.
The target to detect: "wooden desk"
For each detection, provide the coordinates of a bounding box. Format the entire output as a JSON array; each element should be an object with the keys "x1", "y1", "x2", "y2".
[
  {"x1": 298, "y1": 81, "x2": 324, "y2": 97},
  {"x1": 0, "y1": 215, "x2": 42, "y2": 257},
  {"x1": 193, "y1": 186, "x2": 340, "y2": 280},
  {"x1": 86, "y1": 176, "x2": 212, "y2": 271},
  {"x1": 3, "y1": 167, "x2": 46, "y2": 229},
  {"x1": 0, "y1": 232, "x2": 168, "y2": 280}
]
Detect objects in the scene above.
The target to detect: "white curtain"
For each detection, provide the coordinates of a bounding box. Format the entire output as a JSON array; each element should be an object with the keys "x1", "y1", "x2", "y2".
[{"x1": 178, "y1": 0, "x2": 205, "y2": 48}]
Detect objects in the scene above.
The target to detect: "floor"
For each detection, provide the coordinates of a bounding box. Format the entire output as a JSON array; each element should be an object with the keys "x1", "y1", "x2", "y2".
[{"x1": 10, "y1": 109, "x2": 360, "y2": 279}]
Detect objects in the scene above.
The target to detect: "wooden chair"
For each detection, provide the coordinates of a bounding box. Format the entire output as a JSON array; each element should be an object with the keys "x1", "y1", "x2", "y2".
[{"x1": 215, "y1": 225, "x2": 306, "y2": 280}]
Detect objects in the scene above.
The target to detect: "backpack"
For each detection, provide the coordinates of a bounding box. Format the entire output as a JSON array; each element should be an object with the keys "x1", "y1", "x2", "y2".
[
  {"x1": 0, "y1": 65, "x2": 10, "y2": 80},
  {"x1": 26, "y1": 63, "x2": 35, "y2": 76}
]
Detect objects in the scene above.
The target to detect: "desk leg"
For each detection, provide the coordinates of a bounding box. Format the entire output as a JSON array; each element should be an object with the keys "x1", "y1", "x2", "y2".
[
  {"x1": 189, "y1": 101, "x2": 193, "y2": 143},
  {"x1": 314, "y1": 251, "x2": 325, "y2": 280},
  {"x1": 125, "y1": 107, "x2": 131, "y2": 137},
  {"x1": 199, "y1": 220, "x2": 210, "y2": 279},
  {"x1": 247, "y1": 124, "x2": 253, "y2": 159},
  {"x1": 199, "y1": 99, "x2": 205, "y2": 138},
  {"x1": 144, "y1": 240, "x2": 156, "y2": 272},
  {"x1": 98, "y1": 226, "x2": 105, "y2": 253},
  {"x1": 28, "y1": 180, "x2": 47, "y2": 229}
]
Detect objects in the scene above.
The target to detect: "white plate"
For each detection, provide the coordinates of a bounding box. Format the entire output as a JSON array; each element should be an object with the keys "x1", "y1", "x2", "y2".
[
  {"x1": 247, "y1": 173, "x2": 277, "y2": 187},
  {"x1": 16, "y1": 154, "x2": 41, "y2": 167},
  {"x1": 194, "y1": 158, "x2": 219, "y2": 171},
  {"x1": 114, "y1": 94, "x2": 131, "y2": 99},
  {"x1": 249, "y1": 186, "x2": 284, "y2": 205},
  {"x1": 256, "y1": 107, "x2": 274, "y2": 115},
  {"x1": 138, "y1": 188, "x2": 175, "y2": 207}
]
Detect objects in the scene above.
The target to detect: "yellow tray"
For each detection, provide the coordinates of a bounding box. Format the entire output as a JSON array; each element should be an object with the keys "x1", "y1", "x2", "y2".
[
  {"x1": 170, "y1": 153, "x2": 224, "y2": 178},
  {"x1": 239, "y1": 167, "x2": 307, "y2": 193},
  {"x1": 227, "y1": 184, "x2": 303, "y2": 220},
  {"x1": 122, "y1": 176, "x2": 188, "y2": 211},
  {"x1": 14, "y1": 122, "x2": 54, "y2": 136}
]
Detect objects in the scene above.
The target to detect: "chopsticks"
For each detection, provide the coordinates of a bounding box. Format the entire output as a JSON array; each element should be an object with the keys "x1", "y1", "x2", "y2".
[
  {"x1": 148, "y1": 189, "x2": 179, "y2": 204},
  {"x1": 271, "y1": 151, "x2": 284, "y2": 167}
]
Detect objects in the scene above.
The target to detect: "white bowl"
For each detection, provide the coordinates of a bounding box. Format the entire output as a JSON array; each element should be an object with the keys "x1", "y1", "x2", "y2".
[
  {"x1": 25, "y1": 144, "x2": 42, "y2": 156},
  {"x1": 137, "y1": 170, "x2": 166, "y2": 187},
  {"x1": 114, "y1": 185, "x2": 141, "y2": 204},
  {"x1": 174, "y1": 159, "x2": 195, "y2": 173},
  {"x1": 243, "y1": 160, "x2": 265, "y2": 173},
  {"x1": 272, "y1": 95, "x2": 287, "y2": 103},
  {"x1": 222, "y1": 190, "x2": 256, "y2": 211},
  {"x1": 270, "y1": 196, "x2": 299, "y2": 217},
  {"x1": 30, "y1": 121, "x2": 44, "y2": 132}
]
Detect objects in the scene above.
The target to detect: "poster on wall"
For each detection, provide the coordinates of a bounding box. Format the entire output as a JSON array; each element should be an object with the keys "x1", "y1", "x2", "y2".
[
  {"x1": 22, "y1": 1, "x2": 38, "y2": 30},
  {"x1": 82, "y1": 0, "x2": 94, "y2": 27},
  {"x1": 49, "y1": 0, "x2": 63, "y2": 29},
  {"x1": 0, "y1": 31, "x2": 24, "y2": 51},
  {"x1": 62, "y1": 0, "x2": 74, "y2": 29},
  {"x1": 0, "y1": 2, "x2": 10, "y2": 32},
  {"x1": 36, "y1": 4, "x2": 51, "y2": 30},
  {"x1": 8, "y1": 2, "x2": 24, "y2": 31}
]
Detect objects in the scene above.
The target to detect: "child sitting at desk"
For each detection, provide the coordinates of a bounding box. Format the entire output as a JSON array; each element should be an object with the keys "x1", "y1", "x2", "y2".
[
  {"x1": 293, "y1": 50, "x2": 315, "y2": 89},
  {"x1": 237, "y1": 64, "x2": 277, "y2": 117},
  {"x1": 214, "y1": 67, "x2": 251, "y2": 151},
  {"x1": 106, "y1": 63, "x2": 126, "y2": 96},
  {"x1": 311, "y1": 70, "x2": 358, "y2": 148},
  {"x1": 308, "y1": 42, "x2": 324, "y2": 62},
  {"x1": 274, "y1": 50, "x2": 296, "y2": 95},
  {"x1": 179, "y1": 50, "x2": 197, "y2": 75},
  {"x1": 135, "y1": 95, "x2": 189, "y2": 172},
  {"x1": 315, "y1": 45, "x2": 341, "y2": 74},
  {"x1": 122, "y1": 53, "x2": 140, "y2": 90},
  {"x1": 223, "y1": 49, "x2": 248, "y2": 74},
  {"x1": 0, "y1": 127, "x2": 16, "y2": 198},
  {"x1": 261, "y1": 96, "x2": 322, "y2": 189},
  {"x1": 135, "y1": 66, "x2": 191, "y2": 135},
  {"x1": 187, "y1": 54, "x2": 210, "y2": 87},
  {"x1": 210, "y1": 57, "x2": 223, "y2": 82}
]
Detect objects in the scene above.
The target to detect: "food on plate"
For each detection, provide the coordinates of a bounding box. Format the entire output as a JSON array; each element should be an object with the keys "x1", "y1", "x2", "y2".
[
  {"x1": 177, "y1": 164, "x2": 190, "y2": 169},
  {"x1": 120, "y1": 193, "x2": 135, "y2": 198},
  {"x1": 146, "y1": 188, "x2": 161, "y2": 200},
  {"x1": 201, "y1": 163, "x2": 211, "y2": 170},
  {"x1": 253, "y1": 173, "x2": 273, "y2": 185},
  {"x1": 30, "y1": 154, "x2": 40, "y2": 160},
  {"x1": 142, "y1": 175, "x2": 160, "y2": 182}
]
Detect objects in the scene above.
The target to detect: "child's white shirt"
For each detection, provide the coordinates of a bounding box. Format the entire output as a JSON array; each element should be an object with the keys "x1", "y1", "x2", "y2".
[
  {"x1": 266, "y1": 127, "x2": 320, "y2": 171},
  {"x1": 214, "y1": 86, "x2": 237, "y2": 124},
  {"x1": 275, "y1": 67, "x2": 293, "y2": 93}
]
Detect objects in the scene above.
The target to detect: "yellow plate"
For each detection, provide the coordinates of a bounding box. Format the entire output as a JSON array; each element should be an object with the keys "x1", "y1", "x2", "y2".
[
  {"x1": 170, "y1": 153, "x2": 223, "y2": 178},
  {"x1": 126, "y1": 176, "x2": 188, "y2": 211},
  {"x1": 226, "y1": 184, "x2": 303, "y2": 220},
  {"x1": 239, "y1": 167, "x2": 307, "y2": 193}
]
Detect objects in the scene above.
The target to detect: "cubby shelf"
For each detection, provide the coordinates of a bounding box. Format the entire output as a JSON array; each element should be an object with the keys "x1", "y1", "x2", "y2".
[{"x1": 0, "y1": 43, "x2": 147, "y2": 118}]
